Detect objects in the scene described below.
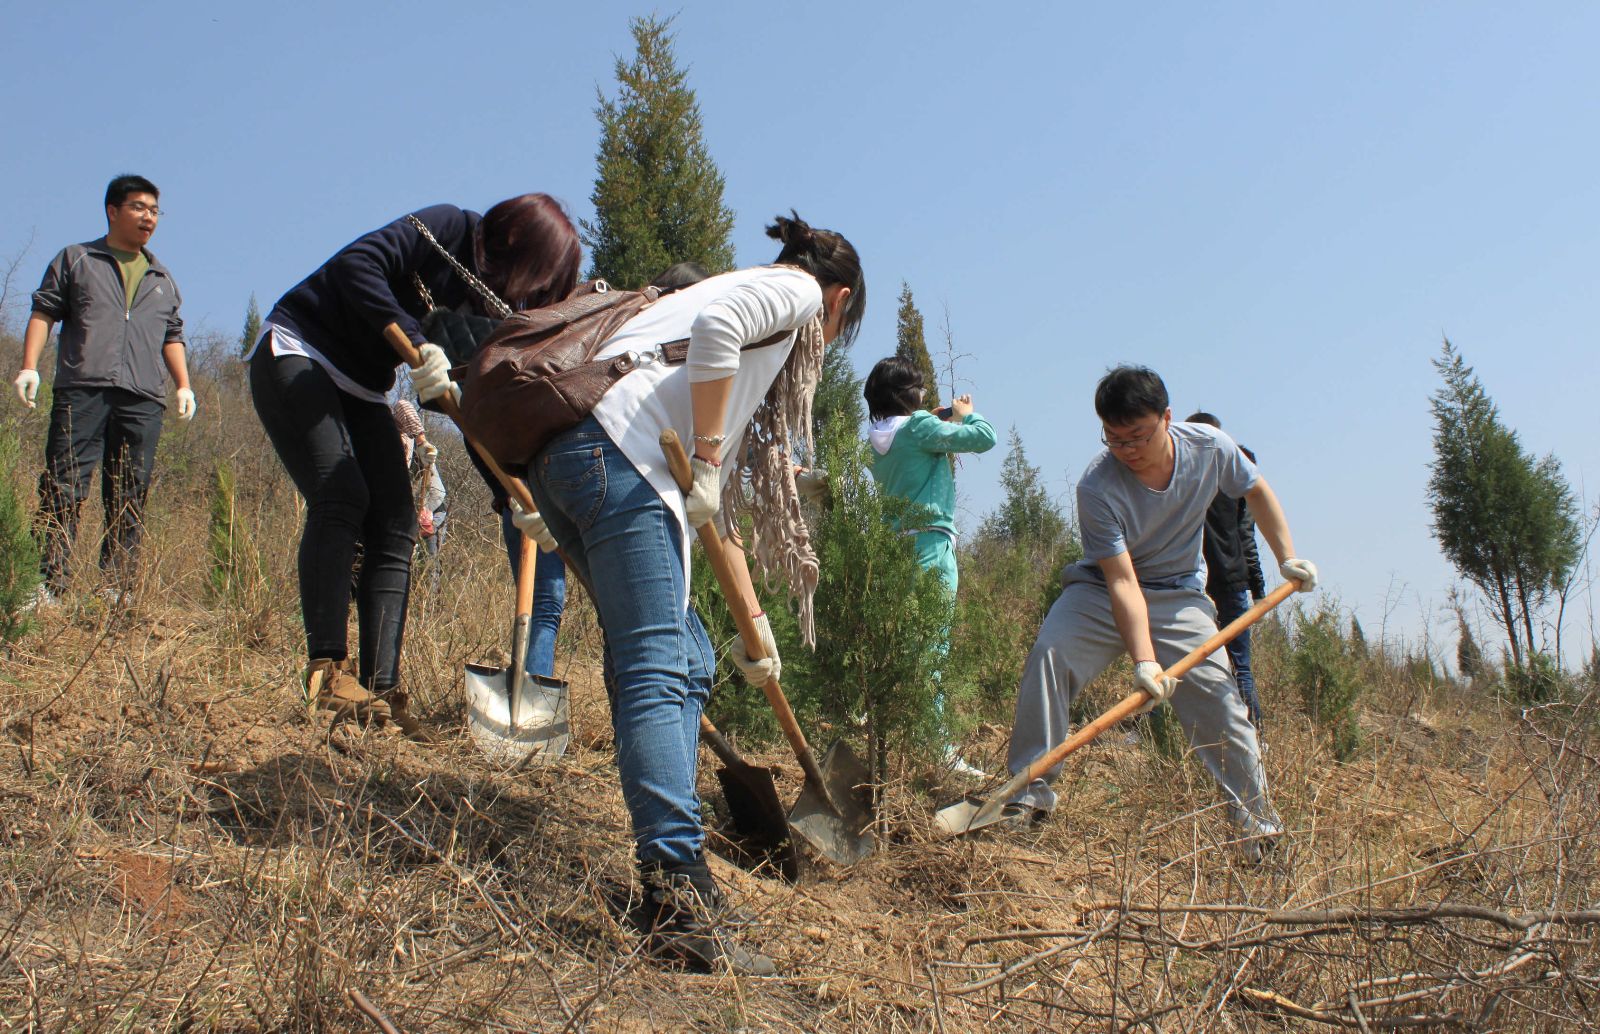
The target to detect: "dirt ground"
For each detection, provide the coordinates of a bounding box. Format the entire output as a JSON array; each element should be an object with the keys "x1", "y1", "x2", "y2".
[{"x1": 2, "y1": 592, "x2": 1597, "y2": 1032}]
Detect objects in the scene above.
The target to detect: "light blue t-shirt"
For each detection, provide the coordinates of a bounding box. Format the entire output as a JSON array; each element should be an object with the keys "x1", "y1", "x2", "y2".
[{"x1": 1069, "y1": 421, "x2": 1258, "y2": 591}]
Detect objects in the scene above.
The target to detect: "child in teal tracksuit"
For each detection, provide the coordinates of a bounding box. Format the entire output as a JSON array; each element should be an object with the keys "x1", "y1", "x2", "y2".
[
  {"x1": 863, "y1": 356, "x2": 997, "y2": 592},
  {"x1": 862, "y1": 357, "x2": 996, "y2": 775}
]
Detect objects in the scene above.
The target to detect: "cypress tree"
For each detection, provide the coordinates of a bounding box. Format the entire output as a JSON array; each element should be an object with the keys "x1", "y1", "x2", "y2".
[
  {"x1": 583, "y1": 14, "x2": 736, "y2": 290},
  {"x1": 0, "y1": 432, "x2": 40, "y2": 642},
  {"x1": 1427, "y1": 340, "x2": 1580, "y2": 671},
  {"x1": 239, "y1": 294, "x2": 261, "y2": 357},
  {"x1": 894, "y1": 283, "x2": 940, "y2": 411},
  {"x1": 1456, "y1": 611, "x2": 1484, "y2": 683},
  {"x1": 978, "y1": 427, "x2": 1067, "y2": 554}
]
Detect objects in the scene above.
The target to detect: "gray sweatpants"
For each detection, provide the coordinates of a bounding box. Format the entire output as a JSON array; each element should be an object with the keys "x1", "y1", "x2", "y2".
[{"x1": 1006, "y1": 570, "x2": 1280, "y2": 834}]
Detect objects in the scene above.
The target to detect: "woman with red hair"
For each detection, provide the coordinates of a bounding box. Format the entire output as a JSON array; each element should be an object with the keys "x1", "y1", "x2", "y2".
[{"x1": 248, "y1": 196, "x2": 580, "y2": 736}]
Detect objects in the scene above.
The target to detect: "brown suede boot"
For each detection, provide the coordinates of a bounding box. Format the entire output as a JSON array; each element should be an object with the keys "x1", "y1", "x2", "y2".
[
  {"x1": 378, "y1": 688, "x2": 435, "y2": 743},
  {"x1": 306, "y1": 658, "x2": 391, "y2": 726}
]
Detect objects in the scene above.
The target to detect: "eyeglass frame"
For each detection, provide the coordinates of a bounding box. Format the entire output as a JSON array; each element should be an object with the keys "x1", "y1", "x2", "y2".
[
  {"x1": 1099, "y1": 417, "x2": 1167, "y2": 451},
  {"x1": 117, "y1": 201, "x2": 161, "y2": 217}
]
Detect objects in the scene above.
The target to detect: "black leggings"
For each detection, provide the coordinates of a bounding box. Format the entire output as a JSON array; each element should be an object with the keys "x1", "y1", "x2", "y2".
[{"x1": 249, "y1": 347, "x2": 416, "y2": 689}]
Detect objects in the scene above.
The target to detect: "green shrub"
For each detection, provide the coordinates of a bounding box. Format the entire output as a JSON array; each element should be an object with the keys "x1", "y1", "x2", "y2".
[
  {"x1": 1504, "y1": 652, "x2": 1564, "y2": 705},
  {"x1": 0, "y1": 430, "x2": 40, "y2": 642},
  {"x1": 781, "y1": 413, "x2": 954, "y2": 791},
  {"x1": 206, "y1": 461, "x2": 271, "y2": 641},
  {"x1": 1290, "y1": 602, "x2": 1365, "y2": 760}
]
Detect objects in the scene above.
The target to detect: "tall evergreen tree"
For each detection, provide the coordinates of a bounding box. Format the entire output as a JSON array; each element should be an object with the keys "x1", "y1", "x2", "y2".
[
  {"x1": 812, "y1": 345, "x2": 863, "y2": 446},
  {"x1": 239, "y1": 294, "x2": 261, "y2": 357},
  {"x1": 1428, "y1": 340, "x2": 1580, "y2": 670},
  {"x1": 582, "y1": 15, "x2": 735, "y2": 290},
  {"x1": 894, "y1": 282, "x2": 940, "y2": 412},
  {"x1": 978, "y1": 427, "x2": 1067, "y2": 553}
]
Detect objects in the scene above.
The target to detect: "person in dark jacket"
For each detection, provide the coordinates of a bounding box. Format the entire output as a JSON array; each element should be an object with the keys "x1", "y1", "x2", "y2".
[
  {"x1": 247, "y1": 197, "x2": 580, "y2": 735},
  {"x1": 13, "y1": 174, "x2": 194, "y2": 607},
  {"x1": 1188, "y1": 412, "x2": 1267, "y2": 731}
]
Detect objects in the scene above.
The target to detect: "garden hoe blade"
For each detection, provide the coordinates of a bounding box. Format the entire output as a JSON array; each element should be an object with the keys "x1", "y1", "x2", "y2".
[
  {"x1": 464, "y1": 535, "x2": 569, "y2": 766},
  {"x1": 700, "y1": 716, "x2": 800, "y2": 881},
  {"x1": 788, "y1": 738, "x2": 876, "y2": 868},
  {"x1": 659, "y1": 428, "x2": 876, "y2": 867},
  {"x1": 935, "y1": 580, "x2": 1298, "y2": 836}
]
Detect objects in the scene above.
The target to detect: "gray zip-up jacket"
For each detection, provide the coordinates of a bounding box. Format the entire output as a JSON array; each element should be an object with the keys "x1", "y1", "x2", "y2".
[{"x1": 30, "y1": 236, "x2": 184, "y2": 403}]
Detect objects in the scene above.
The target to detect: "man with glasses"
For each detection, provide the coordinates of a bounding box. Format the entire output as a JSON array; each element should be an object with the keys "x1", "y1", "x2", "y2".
[
  {"x1": 12, "y1": 174, "x2": 194, "y2": 607},
  {"x1": 1000, "y1": 366, "x2": 1317, "y2": 862}
]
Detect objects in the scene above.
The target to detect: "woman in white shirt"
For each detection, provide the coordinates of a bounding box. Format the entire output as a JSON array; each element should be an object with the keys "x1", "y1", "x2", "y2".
[{"x1": 512, "y1": 214, "x2": 862, "y2": 975}]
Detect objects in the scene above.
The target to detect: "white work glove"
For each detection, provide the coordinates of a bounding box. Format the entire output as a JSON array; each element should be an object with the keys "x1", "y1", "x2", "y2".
[
  {"x1": 411, "y1": 343, "x2": 458, "y2": 405},
  {"x1": 176, "y1": 388, "x2": 196, "y2": 421},
  {"x1": 1133, "y1": 660, "x2": 1178, "y2": 715},
  {"x1": 729, "y1": 612, "x2": 782, "y2": 687},
  {"x1": 1280, "y1": 557, "x2": 1319, "y2": 592},
  {"x1": 795, "y1": 467, "x2": 830, "y2": 505},
  {"x1": 13, "y1": 370, "x2": 39, "y2": 408},
  {"x1": 419, "y1": 441, "x2": 438, "y2": 467},
  {"x1": 508, "y1": 500, "x2": 558, "y2": 553},
  {"x1": 684, "y1": 456, "x2": 722, "y2": 529}
]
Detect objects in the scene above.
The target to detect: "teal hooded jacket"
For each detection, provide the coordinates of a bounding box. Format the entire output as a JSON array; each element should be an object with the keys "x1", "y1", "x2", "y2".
[{"x1": 865, "y1": 410, "x2": 997, "y2": 536}]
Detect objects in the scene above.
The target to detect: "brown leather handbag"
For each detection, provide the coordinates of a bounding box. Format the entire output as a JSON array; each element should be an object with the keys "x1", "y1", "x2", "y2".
[
  {"x1": 457, "y1": 281, "x2": 660, "y2": 467},
  {"x1": 458, "y1": 280, "x2": 789, "y2": 469}
]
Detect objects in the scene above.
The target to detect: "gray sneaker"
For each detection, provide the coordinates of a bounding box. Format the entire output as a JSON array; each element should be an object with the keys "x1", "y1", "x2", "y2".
[{"x1": 998, "y1": 802, "x2": 1051, "y2": 831}]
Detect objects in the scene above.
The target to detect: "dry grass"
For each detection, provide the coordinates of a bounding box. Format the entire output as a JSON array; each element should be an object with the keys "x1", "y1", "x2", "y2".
[{"x1": 1, "y1": 358, "x2": 1597, "y2": 1031}]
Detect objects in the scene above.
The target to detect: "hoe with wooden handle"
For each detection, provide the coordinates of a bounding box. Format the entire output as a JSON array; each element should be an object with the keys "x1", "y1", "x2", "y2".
[
  {"x1": 660, "y1": 429, "x2": 876, "y2": 868},
  {"x1": 934, "y1": 579, "x2": 1298, "y2": 836}
]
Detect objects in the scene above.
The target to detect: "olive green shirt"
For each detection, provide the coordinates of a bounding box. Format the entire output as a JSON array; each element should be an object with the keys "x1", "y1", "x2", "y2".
[{"x1": 107, "y1": 246, "x2": 149, "y2": 308}]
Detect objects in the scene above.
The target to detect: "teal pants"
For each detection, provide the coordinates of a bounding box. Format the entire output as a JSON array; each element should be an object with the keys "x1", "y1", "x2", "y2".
[{"x1": 912, "y1": 529, "x2": 959, "y2": 596}]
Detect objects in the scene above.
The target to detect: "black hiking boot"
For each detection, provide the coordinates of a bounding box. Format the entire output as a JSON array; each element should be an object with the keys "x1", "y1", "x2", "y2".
[{"x1": 639, "y1": 859, "x2": 776, "y2": 976}]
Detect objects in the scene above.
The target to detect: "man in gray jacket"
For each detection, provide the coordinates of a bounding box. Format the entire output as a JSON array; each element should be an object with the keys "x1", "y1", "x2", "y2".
[{"x1": 12, "y1": 174, "x2": 195, "y2": 606}]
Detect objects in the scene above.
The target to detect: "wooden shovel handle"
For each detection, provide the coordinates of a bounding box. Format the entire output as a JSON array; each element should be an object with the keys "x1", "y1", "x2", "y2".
[
  {"x1": 383, "y1": 322, "x2": 539, "y2": 516},
  {"x1": 1000, "y1": 578, "x2": 1299, "y2": 800},
  {"x1": 513, "y1": 532, "x2": 539, "y2": 616},
  {"x1": 661, "y1": 430, "x2": 829, "y2": 790}
]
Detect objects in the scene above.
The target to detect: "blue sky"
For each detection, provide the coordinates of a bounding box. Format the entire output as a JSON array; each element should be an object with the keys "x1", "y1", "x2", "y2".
[{"x1": 4, "y1": 2, "x2": 1597, "y2": 664}]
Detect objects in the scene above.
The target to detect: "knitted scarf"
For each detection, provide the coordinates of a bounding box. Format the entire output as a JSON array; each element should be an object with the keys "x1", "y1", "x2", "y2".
[{"x1": 720, "y1": 316, "x2": 826, "y2": 647}]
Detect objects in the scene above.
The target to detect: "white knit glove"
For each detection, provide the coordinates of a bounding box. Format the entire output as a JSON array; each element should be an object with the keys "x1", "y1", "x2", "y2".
[
  {"x1": 684, "y1": 457, "x2": 722, "y2": 529},
  {"x1": 508, "y1": 500, "x2": 558, "y2": 553},
  {"x1": 176, "y1": 388, "x2": 196, "y2": 421},
  {"x1": 730, "y1": 612, "x2": 782, "y2": 687},
  {"x1": 13, "y1": 370, "x2": 39, "y2": 408},
  {"x1": 795, "y1": 467, "x2": 830, "y2": 505},
  {"x1": 1133, "y1": 660, "x2": 1178, "y2": 715},
  {"x1": 419, "y1": 442, "x2": 438, "y2": 467},
  {"x1": 411, "y1": 343, "x2": 457, "y2": 405},
  {"x1": 1280, "y1": 557, "x2": 1318, "y2": 592}
]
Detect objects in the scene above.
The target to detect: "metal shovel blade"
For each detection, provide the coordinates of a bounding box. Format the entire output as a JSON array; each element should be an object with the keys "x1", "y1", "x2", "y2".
[
  {"x1": 789, "y1": 739, "x2": 876, "y2": 868},
  {"x1": 714, "y1": 762, "x2": 800, "y2": 882},
  {"x1": 464, "y1": 664, "x2": 569, "y2": 766},
  {"x1": 934, "y1": 792, "x2": 1015, "y2": 836}
]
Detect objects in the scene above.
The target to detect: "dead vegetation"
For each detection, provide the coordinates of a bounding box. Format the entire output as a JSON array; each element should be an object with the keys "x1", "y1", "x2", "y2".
[{"x1": 1, "y1": 352, "x2": 1598, "y2": 1031}]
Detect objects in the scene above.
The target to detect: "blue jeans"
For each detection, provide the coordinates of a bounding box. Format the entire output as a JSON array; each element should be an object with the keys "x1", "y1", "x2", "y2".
[
  {"x1": 529, "y1": 416, "x2": 713, "y2": 866},
  {"x1": 499, "y1": 508, "x2": 568, "y2": 679},
  {"x1": 1212, "y1": 588, "x2": 1262, "y2": 730}
]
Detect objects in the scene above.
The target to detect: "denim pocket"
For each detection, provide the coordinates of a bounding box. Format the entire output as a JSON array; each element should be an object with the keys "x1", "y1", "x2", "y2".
[{"x1": 539, "y1": 433, "x2": 610, "y2": 532}]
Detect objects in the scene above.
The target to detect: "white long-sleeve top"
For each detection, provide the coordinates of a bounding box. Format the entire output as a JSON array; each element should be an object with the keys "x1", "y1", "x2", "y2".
[{"x1": 590, "y1": 264, "x2": 823, "y2": 551}]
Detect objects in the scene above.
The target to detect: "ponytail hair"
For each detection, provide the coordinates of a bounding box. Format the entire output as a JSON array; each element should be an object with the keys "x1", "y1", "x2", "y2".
[{"x1": 766, "y1": 211, "x2": 866, "y2": 348}]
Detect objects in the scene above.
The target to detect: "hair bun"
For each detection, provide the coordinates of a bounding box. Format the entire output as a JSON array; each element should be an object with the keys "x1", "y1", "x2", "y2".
[{"x1": 766, "y1": 210, "x2": 815, "y2": 248}]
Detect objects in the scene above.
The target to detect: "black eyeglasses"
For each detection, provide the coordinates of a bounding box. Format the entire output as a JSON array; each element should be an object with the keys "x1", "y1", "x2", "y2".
[
  {"x1": 119, "y1": 201, "x2": 161, "y2": 217},
  {"x1": 1101, "y1": 424, "x2": 1163, "y2": 450}
]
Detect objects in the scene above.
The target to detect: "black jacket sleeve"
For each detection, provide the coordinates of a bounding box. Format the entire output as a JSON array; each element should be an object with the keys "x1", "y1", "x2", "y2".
[{"x1": 324, "y1": 204, "x2": 469, "y2": 347}]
